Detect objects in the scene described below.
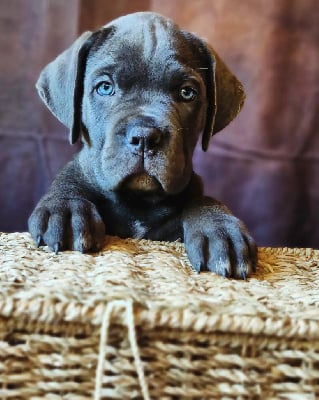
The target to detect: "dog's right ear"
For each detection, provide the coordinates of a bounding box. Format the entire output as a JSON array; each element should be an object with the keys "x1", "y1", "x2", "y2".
[{"x1": 36, "y1": 28, "x2": 113, "y2": 144}]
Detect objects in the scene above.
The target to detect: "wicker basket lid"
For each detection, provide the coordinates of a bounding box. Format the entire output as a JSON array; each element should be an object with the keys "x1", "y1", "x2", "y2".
[{"x1": 1, "y1": 232, "x2": 319, "y2": 340}]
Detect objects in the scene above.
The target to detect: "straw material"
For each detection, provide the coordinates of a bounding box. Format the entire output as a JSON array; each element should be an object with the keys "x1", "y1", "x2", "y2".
[{"x1": 1, "y1": 232, "x2": 319, "y2": 399}]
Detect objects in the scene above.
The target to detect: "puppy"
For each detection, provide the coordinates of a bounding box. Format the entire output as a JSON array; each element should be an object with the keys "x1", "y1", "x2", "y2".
[{"x1": 29, "y1": 12, "x2": 257, "y2": 278}]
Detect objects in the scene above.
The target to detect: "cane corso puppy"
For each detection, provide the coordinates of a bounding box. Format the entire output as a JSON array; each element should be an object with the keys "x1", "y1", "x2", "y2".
[{"x1": 29, "y1": 12, "x2": 257, "y2": 278}]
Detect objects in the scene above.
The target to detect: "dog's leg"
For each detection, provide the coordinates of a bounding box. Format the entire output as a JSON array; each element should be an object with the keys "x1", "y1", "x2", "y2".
[{"x1": 28, "y1": 160, "x2": 105, "y2": 253}]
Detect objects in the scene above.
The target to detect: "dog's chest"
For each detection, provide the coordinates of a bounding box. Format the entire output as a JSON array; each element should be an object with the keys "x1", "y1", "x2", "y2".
[
  {"x1": 132, "y1": 220, "x2": 148, "y2": 239},
  {"x1": 97, "y1": 192, "x2": 182, "y2": 242}
]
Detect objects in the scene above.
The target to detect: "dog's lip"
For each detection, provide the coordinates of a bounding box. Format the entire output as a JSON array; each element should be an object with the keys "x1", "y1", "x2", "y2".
[{"x1": 122, "y1": 173, "x2": 162, "y2": 192}]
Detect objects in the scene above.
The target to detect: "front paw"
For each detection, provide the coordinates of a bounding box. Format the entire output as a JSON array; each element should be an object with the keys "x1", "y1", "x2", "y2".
[
  {"x1": 28, "y1": 198, "x2": 105, "y2": 253},
  {"x1": 183, "y1": 207, "x2": 257, "y2": 279}
]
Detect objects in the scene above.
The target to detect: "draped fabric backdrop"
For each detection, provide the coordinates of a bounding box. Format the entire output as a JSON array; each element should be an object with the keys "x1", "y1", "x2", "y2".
[{"x1": 0, "y1": 0, "x2": 318, "y2": 247}]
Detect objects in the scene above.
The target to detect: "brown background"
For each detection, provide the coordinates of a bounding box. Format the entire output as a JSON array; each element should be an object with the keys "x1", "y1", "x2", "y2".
[{"x1": 1, "y1": 0, "x2": 318, "y2": 247}]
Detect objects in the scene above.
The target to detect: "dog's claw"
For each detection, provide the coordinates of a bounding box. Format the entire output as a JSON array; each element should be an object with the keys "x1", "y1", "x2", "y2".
[
  {"x1": 36, "y1": 235, "x2": 42, "y2": 248},
  {"x1": 53, "y1": 242, "x2": 60, "y2": 255},
  {"x1": 193, "y1": 262, "x2": 202, "y2": 274},
  {"x1": 220, "y1": 269, "x2": 228, "y2": 278}
]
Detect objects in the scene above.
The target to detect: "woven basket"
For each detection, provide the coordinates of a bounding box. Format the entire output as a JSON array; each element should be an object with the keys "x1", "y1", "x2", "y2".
[{"x1": 1, "y1": 232, "x2": 319, "y2": 399}]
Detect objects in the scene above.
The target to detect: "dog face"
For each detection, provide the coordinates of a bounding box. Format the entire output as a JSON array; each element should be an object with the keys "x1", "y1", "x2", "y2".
[
  {"x1": 81, "y1": 17, "x2": 208, "y2": 195},
  {"x1": 36, "y1": 12, "x2": 245, "y2": 196}
]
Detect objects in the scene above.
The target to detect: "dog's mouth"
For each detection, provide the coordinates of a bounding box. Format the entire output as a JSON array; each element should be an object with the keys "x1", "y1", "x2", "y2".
[{"x1": 124, "y1": 173, "x2": 162, "y2": 192}]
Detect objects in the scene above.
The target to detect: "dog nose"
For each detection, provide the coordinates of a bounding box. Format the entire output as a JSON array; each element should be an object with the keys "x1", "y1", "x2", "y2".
[{"x1": 127, "y1": 127, "x2": 163, "y2": 154}]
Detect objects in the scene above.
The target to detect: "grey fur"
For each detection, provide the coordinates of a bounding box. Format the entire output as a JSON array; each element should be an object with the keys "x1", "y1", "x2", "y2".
[{"x1": 29, "y1": 12, "x2": 257, "y2": 278}]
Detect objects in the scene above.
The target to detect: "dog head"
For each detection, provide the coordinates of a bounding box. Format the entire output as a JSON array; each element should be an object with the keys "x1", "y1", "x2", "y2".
[{"x1": 36, "y1": 12, "x2": 245, "y2": 196}]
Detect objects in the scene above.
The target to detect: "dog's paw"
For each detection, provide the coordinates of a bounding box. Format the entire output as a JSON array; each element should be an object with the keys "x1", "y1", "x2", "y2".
[
  {"x1": 183, "y1": 206, "x2": 257, "y2": 279},
  {"x1": 28, "y1": 198, "x2": 105, "y2": 253}
]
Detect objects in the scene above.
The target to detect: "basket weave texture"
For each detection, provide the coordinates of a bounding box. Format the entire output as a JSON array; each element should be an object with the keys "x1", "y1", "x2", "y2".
[{"x1": 1, "y1": 232, "x2": 319, "y2": 399}]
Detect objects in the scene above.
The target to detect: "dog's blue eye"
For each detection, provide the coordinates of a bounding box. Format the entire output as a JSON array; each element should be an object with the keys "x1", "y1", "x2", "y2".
[
  {"x1": 96, "y1": 81, "x2": 115, "y2": 96},
  {"x1": 180, "y1": 86, "x2": 197, "y2": 101}
]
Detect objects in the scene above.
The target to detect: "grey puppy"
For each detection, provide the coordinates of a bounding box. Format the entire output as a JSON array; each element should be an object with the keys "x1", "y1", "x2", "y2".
[{"x1": 29, "y1": 12, "x2": 257, "y2": 278}]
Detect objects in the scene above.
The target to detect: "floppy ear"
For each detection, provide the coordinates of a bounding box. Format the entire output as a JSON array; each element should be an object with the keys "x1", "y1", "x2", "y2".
[
  {"x1": 36, "y1": 28, "x2": 113, "y2": 144},
  {"x1": 200, "y1": 43, "x2": 246, "y2": 151}
]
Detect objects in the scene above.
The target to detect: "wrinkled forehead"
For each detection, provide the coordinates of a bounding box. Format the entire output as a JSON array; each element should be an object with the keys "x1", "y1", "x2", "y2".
[
  {"x1": 103, "y1": 12, "x2": 178, "y2": 57},
  {"x1": 86, "y1": 13, "x2": 205, "y2": 77}
]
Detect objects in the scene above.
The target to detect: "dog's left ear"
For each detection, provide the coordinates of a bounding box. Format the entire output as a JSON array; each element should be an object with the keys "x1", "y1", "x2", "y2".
[
  {"x1": 193, "y1": 38, "x2": 246, "y2": 151},
  {"x1": 203, "y1": 45, "x2": 245, "y2": 151}
]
